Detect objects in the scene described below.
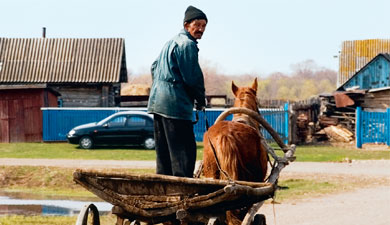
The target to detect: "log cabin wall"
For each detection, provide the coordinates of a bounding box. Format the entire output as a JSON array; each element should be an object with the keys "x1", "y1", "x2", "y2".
[
  {"x1": 360, "y1": 89, "x2": 390, "y2": 110},
  {"x1": 49, "y1": 84, "x2": 120, "y2": 107}
]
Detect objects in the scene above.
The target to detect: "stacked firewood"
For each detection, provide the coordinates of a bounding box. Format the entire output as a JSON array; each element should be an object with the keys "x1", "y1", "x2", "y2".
[
  {"x1": 292, "y1": 95, "x2": 357, "y2": 144},
  {"x1": 323, "y1": 125, "x2": 354, "y2": 142},
  {"x1": 314, "y1": 93, "x2": 358, "y2": 143}
]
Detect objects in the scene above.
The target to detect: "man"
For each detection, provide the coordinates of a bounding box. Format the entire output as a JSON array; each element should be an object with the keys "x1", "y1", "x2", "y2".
[{"x1": 147, "y1": 5, "x2": 207, "y2": 177}]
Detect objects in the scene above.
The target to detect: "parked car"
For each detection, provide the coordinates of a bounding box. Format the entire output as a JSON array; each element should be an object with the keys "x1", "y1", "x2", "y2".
[{"x1": 66, "y1": 111, "x2": 155, "y2": 149}]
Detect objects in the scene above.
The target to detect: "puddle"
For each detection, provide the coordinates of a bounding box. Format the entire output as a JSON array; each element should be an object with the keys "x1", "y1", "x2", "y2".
[{"x1": 0, "y1": 196, "x2": 112, "y2": 216}]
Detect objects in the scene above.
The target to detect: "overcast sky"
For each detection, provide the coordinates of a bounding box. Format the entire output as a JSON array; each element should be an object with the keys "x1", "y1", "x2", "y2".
[{"x1": 2, "y1": 0, "x2": 390, "y2": 76}]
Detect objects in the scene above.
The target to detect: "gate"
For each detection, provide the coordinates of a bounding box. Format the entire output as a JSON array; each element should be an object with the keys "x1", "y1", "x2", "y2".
[{"x1": 355, "y1": 107, "x2": 390, "y2": 148}]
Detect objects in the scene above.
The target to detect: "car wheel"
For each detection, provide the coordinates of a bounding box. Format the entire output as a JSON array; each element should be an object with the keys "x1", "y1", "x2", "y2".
[
  {"x1": 79, "y1": 136, "x2": 94, "y2": 149},
  {"x1": 143, "y1": 137, "x2": 155, "y2": 150}
]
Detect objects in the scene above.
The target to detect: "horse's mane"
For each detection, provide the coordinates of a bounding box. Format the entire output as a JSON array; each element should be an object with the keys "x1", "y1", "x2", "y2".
[{"x1": 232, "y1": 86, "x2": 259, "y2": 131}]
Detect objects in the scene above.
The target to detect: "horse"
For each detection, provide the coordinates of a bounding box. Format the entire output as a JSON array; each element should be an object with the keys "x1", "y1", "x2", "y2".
[{"x1": 202, "y1": 78, "x2": 268, "y2": 225}]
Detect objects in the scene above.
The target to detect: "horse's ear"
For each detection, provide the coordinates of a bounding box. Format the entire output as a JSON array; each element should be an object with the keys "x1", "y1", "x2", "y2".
[
  {"x1": 251, "y1": 78, "x2": 258, "y2": 92},
  {"x1": 232, "y1": 81, "x2": 239, "y2": 97}
]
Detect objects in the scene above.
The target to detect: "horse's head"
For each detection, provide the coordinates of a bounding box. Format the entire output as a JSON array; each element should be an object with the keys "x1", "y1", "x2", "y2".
[
  {"x1": 232, "y1": 78, "x2": 258, "y2": 111},
  {"x1": 231, "y1": 78, "x2": 260, "y2": 130}
]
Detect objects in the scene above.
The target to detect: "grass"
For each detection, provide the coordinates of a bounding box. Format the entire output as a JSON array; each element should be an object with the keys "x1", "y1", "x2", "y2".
[
  {"x1": 0, "y1": 142, "x2": 388, "y2": 162},
  {"x1": 288, "y1": 145, "x2": 390, "y2": 162},
  {"x1": 0, "y1": 214, "x2": 117, "y2": 225},
  {"x1": 0, "y1": 142, "x2": 204, "y2": 160},
  {"x1": 274, "y1": 178, "x2": 340, "y2": 202},
  {"x1": 0, "y1": 166, "x2": 154, "y2": 199}
]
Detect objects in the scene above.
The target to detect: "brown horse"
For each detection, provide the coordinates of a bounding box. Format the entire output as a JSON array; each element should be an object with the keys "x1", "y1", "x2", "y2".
[{"x1": 202, "y1": 78, "x2": 268, "y2": 225}]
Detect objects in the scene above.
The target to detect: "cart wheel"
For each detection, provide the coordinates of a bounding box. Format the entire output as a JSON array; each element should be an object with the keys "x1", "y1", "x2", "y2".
[
  {"x1": 252, "y1": 214, "x2": 266, "y2": 225},
  {"x1": 75, "y1": 203, "x2": 100, "y2": 225}
]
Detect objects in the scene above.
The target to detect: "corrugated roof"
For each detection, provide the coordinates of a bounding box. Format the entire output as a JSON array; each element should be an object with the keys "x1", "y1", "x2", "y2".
[{"x1": 0, "y1": 38, "x2": 127, "y2": 83}]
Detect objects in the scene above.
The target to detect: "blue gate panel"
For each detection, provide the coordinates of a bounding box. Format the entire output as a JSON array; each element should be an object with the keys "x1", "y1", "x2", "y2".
[{"x1": 356, "y1": 107, "x2": 390, "y2": 148}]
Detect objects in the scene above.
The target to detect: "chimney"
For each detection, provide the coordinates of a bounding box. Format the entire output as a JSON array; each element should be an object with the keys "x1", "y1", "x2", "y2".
[{"x1": 42, "y1": 27, "x2": 46, "y2": 38}]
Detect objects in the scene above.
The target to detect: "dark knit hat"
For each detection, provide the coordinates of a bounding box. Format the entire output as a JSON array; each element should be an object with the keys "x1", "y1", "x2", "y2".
[{"x1": 183, "y1": 6, "x2": 207, "y2": 24}]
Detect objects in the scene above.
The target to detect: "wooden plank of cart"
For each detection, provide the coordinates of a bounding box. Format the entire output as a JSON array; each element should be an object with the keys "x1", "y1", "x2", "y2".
[{"x1": 73, "y1": 108, "x2": 296, "y2": 225}]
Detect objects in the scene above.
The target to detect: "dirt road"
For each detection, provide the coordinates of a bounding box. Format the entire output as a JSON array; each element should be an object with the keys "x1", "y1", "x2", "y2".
[
  {"x1": 263, "y1": 160, "x2": 390, "y2": 225},
  {"x1": 261, "y1": 185, "x2": 390, "y2": 225},
  {"x1": 1, "y1": 158, "x2": 389, "y2": 224}
]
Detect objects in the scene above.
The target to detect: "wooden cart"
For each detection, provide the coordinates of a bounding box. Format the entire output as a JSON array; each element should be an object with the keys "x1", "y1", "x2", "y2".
[{"x1": 73, "y1": 108, "x2": 296, "y2": 225}]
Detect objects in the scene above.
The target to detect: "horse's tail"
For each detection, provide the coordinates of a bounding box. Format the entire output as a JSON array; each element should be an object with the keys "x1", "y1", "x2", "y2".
[{"x1": 215, "y1": 133, "x2": 241, "y2": 180}]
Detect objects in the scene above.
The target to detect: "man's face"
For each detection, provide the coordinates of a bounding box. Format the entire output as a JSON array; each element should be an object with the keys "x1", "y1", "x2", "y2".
[{"x1": 184, "y1": 19, "x2": 207, "y2": 40}]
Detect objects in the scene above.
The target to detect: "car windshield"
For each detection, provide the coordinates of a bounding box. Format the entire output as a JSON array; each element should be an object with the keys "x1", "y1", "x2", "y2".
[{"x1": 97, "y1": 114, "x2": 118, "y2": 125}]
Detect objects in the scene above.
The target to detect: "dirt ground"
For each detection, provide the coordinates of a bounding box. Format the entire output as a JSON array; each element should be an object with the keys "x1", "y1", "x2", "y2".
[
  {"x1": 260, "y1": 160, "x2": 390, "y2": 225},
  {"x1": 1, "y1": 158, "x2": 389, "y2": 225}
]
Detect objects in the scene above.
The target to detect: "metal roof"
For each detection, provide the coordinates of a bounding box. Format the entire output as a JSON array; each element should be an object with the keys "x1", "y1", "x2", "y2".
[{"x1": 0, "y1": 38, "x2": 127, "y2": 83}]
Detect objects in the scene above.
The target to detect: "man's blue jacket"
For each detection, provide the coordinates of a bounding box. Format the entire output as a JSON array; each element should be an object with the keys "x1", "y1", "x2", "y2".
[{"x1": 147, "y1": 29, "x2": 206, "y2": 120}]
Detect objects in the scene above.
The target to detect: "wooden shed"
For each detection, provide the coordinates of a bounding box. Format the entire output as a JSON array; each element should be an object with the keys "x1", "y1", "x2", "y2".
[
  {"x1": 0, "y1": 84, "x2": 59, "y2": 142},
  {"x1": 0, "y1": 37, "x2": 127, "y2": 107}
]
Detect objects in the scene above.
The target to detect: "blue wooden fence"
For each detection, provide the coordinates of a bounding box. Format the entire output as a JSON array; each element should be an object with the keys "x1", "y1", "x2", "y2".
[
  {"x1": 42, "y1": 104, "x2": 289, "y2": 143},
  {"x1": 355, "y1": 107, "x2": 390, "y2": 148}
]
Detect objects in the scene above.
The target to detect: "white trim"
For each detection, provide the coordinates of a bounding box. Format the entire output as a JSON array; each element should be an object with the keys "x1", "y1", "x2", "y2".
[
  {"x1": 0, "y1": 84, "x2": 48, "y2": 89},
  {"x1": 368, "y1": 86, "x2": 390, "y2": 93}
]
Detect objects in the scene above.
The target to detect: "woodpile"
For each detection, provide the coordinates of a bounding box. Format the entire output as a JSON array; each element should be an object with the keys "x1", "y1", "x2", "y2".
[
  {"x1": 291, "y1": 94, "x2": 358, "y2": 144},
  {"x1": 288, "y1": 86, "x2": 390, "y2": 145},
  {"x1": 121, "y1": 84, "x2": 150, "y2": 96},
  {"x1": 290, "y1": 98, "x2": 321, "y2": 144},
  {"x1": 323, "y1": 125, "x2": 354, "y2": 143},
  {"x1": 318, "y1": 91, "x2": 365, "y2": 132}
]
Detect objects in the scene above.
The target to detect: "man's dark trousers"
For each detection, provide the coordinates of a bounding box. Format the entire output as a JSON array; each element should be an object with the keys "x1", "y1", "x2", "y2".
[{"x1": 153, "y1": 114, "x2": 197, "y2": 177}]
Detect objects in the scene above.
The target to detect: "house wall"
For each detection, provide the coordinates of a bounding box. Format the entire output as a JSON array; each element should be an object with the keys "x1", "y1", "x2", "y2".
[
  {"x1": 343, "y1": 56, "x2": 390, "y2": 90},
  {"x1": 0, "y1": 89, "x2": 57, "y2": 142},
  {"x1": 50, "y1": 84, "x2": 120, "y2": 107},
  {"x1": 360, "y1": 89, "x2": 390, "y2": 110}
]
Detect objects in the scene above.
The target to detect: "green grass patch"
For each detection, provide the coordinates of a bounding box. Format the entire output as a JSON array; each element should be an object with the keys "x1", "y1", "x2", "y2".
[
  {"x1": 0, "y1": 142, "x2": 204, "y2": 160},
  {"x1": 0, "y1": 166, "x2": 154, "y2": 199},
  {"x1": 289, "y1": 145, "x2": 390, "y2": 162},
  {"x1": 273, "y1": 178, "x2": 339, "y2": 202},
  {"x1": 0, "y1": 214, "x2": 116, "y2": 225}
]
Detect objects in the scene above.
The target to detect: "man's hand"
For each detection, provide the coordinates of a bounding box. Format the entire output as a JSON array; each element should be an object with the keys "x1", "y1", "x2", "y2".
[{"x1": 195, "y1": 100, "x2": 206, "y2": 111}]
